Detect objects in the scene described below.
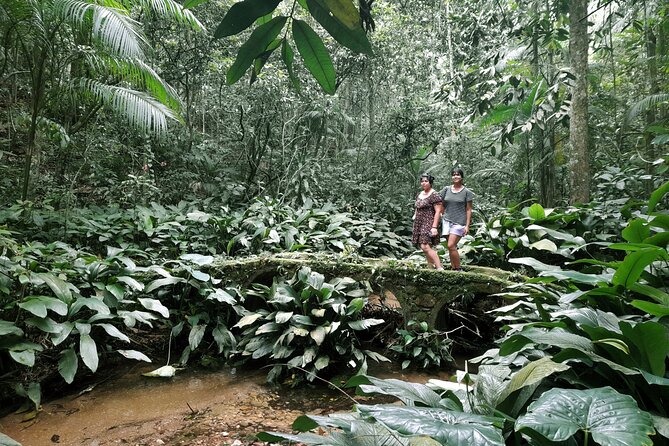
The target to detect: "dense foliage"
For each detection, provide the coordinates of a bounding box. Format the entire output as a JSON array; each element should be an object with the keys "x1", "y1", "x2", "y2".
[{"x1": 258, "y1": 182, "x2": 669, "y2": 445}]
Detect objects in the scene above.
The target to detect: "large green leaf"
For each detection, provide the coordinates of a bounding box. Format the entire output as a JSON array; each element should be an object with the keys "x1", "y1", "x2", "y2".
[
  {"x1": 612, "y1": 248, "x2": 661, "y2": 288},
  {"x1": 98, "y1": 323, "x2": 130, "y2": 342},
  {"x1": 10, "y1": 349, "x2": 36, "y2": 366},
  {"x1": 310, "y1": 326, "x2": 326, "y2": 345},
  {"x1": 631, "y1": 299, "x2": 669, "y2": 317},
  {"x1": 188, "y1": 324, "x2": 206, "y2": 350},
  {"x1": 260, "y1": 418, "x2": 407, "y2": 445},
  {"x1": 0, "y1": 320, "x2": 23, "y2": 336},
  {"x1": 540, "y1": 270, "x2": 609, "y2": 285},
  {"x1": 527, "y1": 203, "x2": 545, "y2": 220},
  {"x1": 214, "y1": 0, "x2": 282, "y2": 38},
  {"x1": 227, "y1": 16, "x2": 287, "y2": 84},
  {"x1": 356, "y1": 405, "x2": 505, "y2": 446},
  {"x1": 117, "y1": 275, "x2": 144, "y2": 291},
  {"x1": 629, "y1": 283, "x2": 669, "y2": 305},
  {"x1": 515, "y1": 387, "x2": 655, "y2": 446},
  {"x1": 292, "y1": 19, "x2": 336, "y2": 94},
  {"x1": 234, "y1": 313, "x2": 263, "y2": 328},
  {"x1": 347, "y1": 318, "x2": 384, "y2": 330},
  {"x1": 20, "y1": 296, "x2": 68, "y2": 317},
  {"x1": 250, "y1": 38, "x2": 282, "y2": 84},
  {"x1": 649, "y1": 213, "x2": 669, "y2": 230},
  {"x1": 69, "y1": 297, "x2": 110, "y2": 316},
  {"x1": 648, "y1": 180, "x2": 669, "y2": 213},
  {"x1": 499, "y1": 357, "x2": 570, "y2": 403},
  {"x1": 34, "y1": 273, "x2": 74, "y2": 303},
  {"x1": 58, "y1": 347, "x2": 78, "y2": 384},
  {"x1": 25, "y1": 317, "x2": 62, "y2": 334},
  {"x1": 619, "y1": 321, "x2": 668, "y2": 376},
  {"x1": 528, "y1": 239, "x2": 558, "y2": 252},
  {"x1": 80, "y1": 333, "x2": 99, "y2": 372},
  {"x1": 144, "y1": 276, "x2": 186, "y2": 293},
  {"x1": 501, "y1": 327, "x2": 594, "y2": 355},
  {"x1": 117, "y1": 349, "x2": 152, "y2": 362},
  {"x1": 321, "y1": 0, "x2": 359, "y2": 28},
  {"x1": 257, "y1": 431, "x2": 349, "y2": 445},
  {"x1": 622, "y1": 219, "x2": 651, "y2": 243},
  {"x1": 508, "y1": 257, "x2": 562, "y2": 272},
  {"x1": 18, "y1": 298, "x2": 48, "y2": 318},
  {"x1": 137, "y1": 297, "x2": 170, "y2": 318},
  {"x1": 281, "y1": 39, "x2": 301, "y2": 90},
  {"x1": 526, "y1": 224, "x2": 586, "y2": 245},
  {"x1": 358, "y1": 376, "x2": 446, "y2": 408},
  {"x1": 305, "y1": 0, "x2": 372, "y2": 54},
  {"x1": 0, "y1": 432, "x2": 22, "y2": 446}
]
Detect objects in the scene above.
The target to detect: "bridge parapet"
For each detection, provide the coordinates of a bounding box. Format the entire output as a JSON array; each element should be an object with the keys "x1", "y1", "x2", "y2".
[{"x1": 211, "y1": 253, "x2": 523, "y2": 329}]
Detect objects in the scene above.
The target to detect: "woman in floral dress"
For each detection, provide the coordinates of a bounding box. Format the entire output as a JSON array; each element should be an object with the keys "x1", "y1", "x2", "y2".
[{"x1": 412, "y1": 173, "x2": 444, "y2": 270}]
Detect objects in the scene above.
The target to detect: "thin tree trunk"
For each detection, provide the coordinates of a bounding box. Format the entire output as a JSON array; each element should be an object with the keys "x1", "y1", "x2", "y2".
[
  {"x1": 644, "y1": 1, "x2": 658, "y2": 194},
  {"x1": 446, "y1": 0, "x2": 453, "y2": 77},
  {"x1": 568, "y1": 0, "x2": 590, "y2": 204},
  {"x1": 21, "y1": 45, "x2": 48, "y2": 201}
]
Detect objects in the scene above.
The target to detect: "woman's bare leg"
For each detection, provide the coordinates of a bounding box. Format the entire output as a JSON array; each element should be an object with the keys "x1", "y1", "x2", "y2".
[
  {"x1": 447, "y1": 234, "x2": 462, "y2": 269},
  {"x1": 421, "y1": 243, "x2": 443, "y2": 269}
]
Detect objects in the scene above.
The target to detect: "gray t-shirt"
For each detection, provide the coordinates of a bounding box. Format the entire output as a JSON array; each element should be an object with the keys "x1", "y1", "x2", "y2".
[{"x1": 440, "y1": 186, "x2": 474, "y2": 226}]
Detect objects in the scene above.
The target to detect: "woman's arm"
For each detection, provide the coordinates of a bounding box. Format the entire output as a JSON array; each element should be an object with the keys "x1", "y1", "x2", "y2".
[
  {"x1": 464, "y1": 201, "x2": 473, "y2": 235},
  {"x1": 431, "y1": 202, "x2": 444, "y2": 236}
]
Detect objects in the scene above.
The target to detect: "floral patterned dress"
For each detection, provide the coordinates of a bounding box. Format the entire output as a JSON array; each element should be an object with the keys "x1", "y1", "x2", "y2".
[{"x1": 412, "y1": 192, "x2": 441, "y2": 246}]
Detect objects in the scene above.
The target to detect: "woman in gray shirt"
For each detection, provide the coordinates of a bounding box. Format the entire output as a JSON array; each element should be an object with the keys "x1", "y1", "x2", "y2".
[{"x1": 440, "y1": 168, "x2": 474, "y2": 271}]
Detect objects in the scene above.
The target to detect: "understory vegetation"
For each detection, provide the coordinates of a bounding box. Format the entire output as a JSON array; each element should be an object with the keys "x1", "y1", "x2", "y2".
[{"x1": 1, "y1": 175, "x2": 668, "y2": 445}]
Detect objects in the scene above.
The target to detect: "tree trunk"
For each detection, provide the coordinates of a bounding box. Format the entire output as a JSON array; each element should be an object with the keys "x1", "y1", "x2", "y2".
[
  {"x1": 644, "y1": 0, "x2": 659, "y2": 194},
  {"x1": 21, "y1": 45, "x2": 48, "y2": 201},
  {"x1": 568, "y1": 0, "x2": 590, "y2": 204}
]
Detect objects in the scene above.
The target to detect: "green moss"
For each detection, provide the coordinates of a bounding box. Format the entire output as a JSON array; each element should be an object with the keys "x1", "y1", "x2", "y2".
[{"x1": 210, "y1": 253, "x2": 522, "y2": 328}]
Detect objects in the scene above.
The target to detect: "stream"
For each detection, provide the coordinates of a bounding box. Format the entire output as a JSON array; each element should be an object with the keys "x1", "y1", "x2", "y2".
[{"x1": 0, "y1": 361, "x2": 457, "y2": 446}]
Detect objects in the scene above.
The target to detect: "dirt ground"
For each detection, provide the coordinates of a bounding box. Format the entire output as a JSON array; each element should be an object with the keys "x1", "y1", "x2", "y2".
[{"x1": 0, "y1": 362, "x2": 443, "y2": 446}]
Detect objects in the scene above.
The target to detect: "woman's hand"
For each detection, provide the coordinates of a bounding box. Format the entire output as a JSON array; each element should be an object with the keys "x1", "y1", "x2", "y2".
[
  {"x1": 430, "y1": 227, "x2": 438, "y2": 236},
  {"x1": 464, "y1": 226, "x2": 469, "y2": 235}
]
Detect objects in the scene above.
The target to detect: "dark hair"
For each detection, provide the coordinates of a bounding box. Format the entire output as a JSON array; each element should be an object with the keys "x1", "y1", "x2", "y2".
[
  {"x1": 451, "y1": 168, "x2": 465, "y2": 179},
  {"x1": 419, "y1": 173, "x2": 435, "y2": 185}
]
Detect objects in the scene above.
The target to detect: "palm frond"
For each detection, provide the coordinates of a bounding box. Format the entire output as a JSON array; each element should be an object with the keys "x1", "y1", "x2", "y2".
[
  {"x1": 84, "y1": 53, "x2": 182, "y2": 111},
  {"x1": 624, "y1": 93, "x2": 669, "y2": 129},
  {"x1": 0, "y1": 0, "x2": 35, "y2": 24},
  {"x1": 53, "y1": 0, "x2": 146, "y2": 58},
  {"x1": 129, "y1": 0, "x2": 205, "y2": 31},
  {"x1": 77, "y1": 78, "x2": 181, "y2": 135},
  {"x1": 0, "y1": 0, "x2": 49, "y2": 51}
]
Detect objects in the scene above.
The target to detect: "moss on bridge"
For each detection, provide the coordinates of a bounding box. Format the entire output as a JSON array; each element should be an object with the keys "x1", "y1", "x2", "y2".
[{"x1": 210, "y1": 253, "x2": 523, "y2": 329}]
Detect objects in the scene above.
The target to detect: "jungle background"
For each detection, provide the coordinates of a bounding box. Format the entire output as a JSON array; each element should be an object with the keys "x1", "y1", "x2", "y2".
[{"x1": 1, "y1": 0, "x2": 669, "y2": 444}]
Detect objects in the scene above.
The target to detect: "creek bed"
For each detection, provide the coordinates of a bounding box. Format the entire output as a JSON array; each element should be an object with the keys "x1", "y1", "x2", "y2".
[{"x1": 0, "y1": 361, "x2": 456, "y2": 446}]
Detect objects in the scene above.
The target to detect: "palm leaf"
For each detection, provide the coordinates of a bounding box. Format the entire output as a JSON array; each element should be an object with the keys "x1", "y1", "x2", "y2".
[
  {"x1": 84, "y1": 53, "x2": 182, "y2": 110},
  {"x1": 624, "y1": 93, "x2": 669, "y2": 128},
  {"x1": 77, "y1": 78, "x2": 180, "y2": 134},
  {"x1": 130, "y1": 0, "x2": 205, "y2": 30},
  {"x1": 0, "y1": 0, "x2": 35, "y2": 24},
  {"x1": 53, "y1": 0, "x2": 147, "y2": 58}
]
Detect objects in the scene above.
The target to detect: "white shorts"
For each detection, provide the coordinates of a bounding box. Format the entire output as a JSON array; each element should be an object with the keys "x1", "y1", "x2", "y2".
[{"x1": 442, "y1": 219, "x2": 466, "y2": 237}]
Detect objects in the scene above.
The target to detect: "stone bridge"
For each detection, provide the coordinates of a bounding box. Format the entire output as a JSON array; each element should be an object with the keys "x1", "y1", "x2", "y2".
[{"x1": 212, "y1": 253, "x2": 522, "y2": 330}]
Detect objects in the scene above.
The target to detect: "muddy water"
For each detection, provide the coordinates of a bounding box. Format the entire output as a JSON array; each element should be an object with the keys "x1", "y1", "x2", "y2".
[{"x1": 0, "y1": 363, "x2": 456, "y2": 446}]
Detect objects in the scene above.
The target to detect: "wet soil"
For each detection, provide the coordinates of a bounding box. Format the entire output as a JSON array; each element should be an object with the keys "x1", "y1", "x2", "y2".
[{"x1": 0, "y1": 362, "x2": 454, "y2": 446}]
